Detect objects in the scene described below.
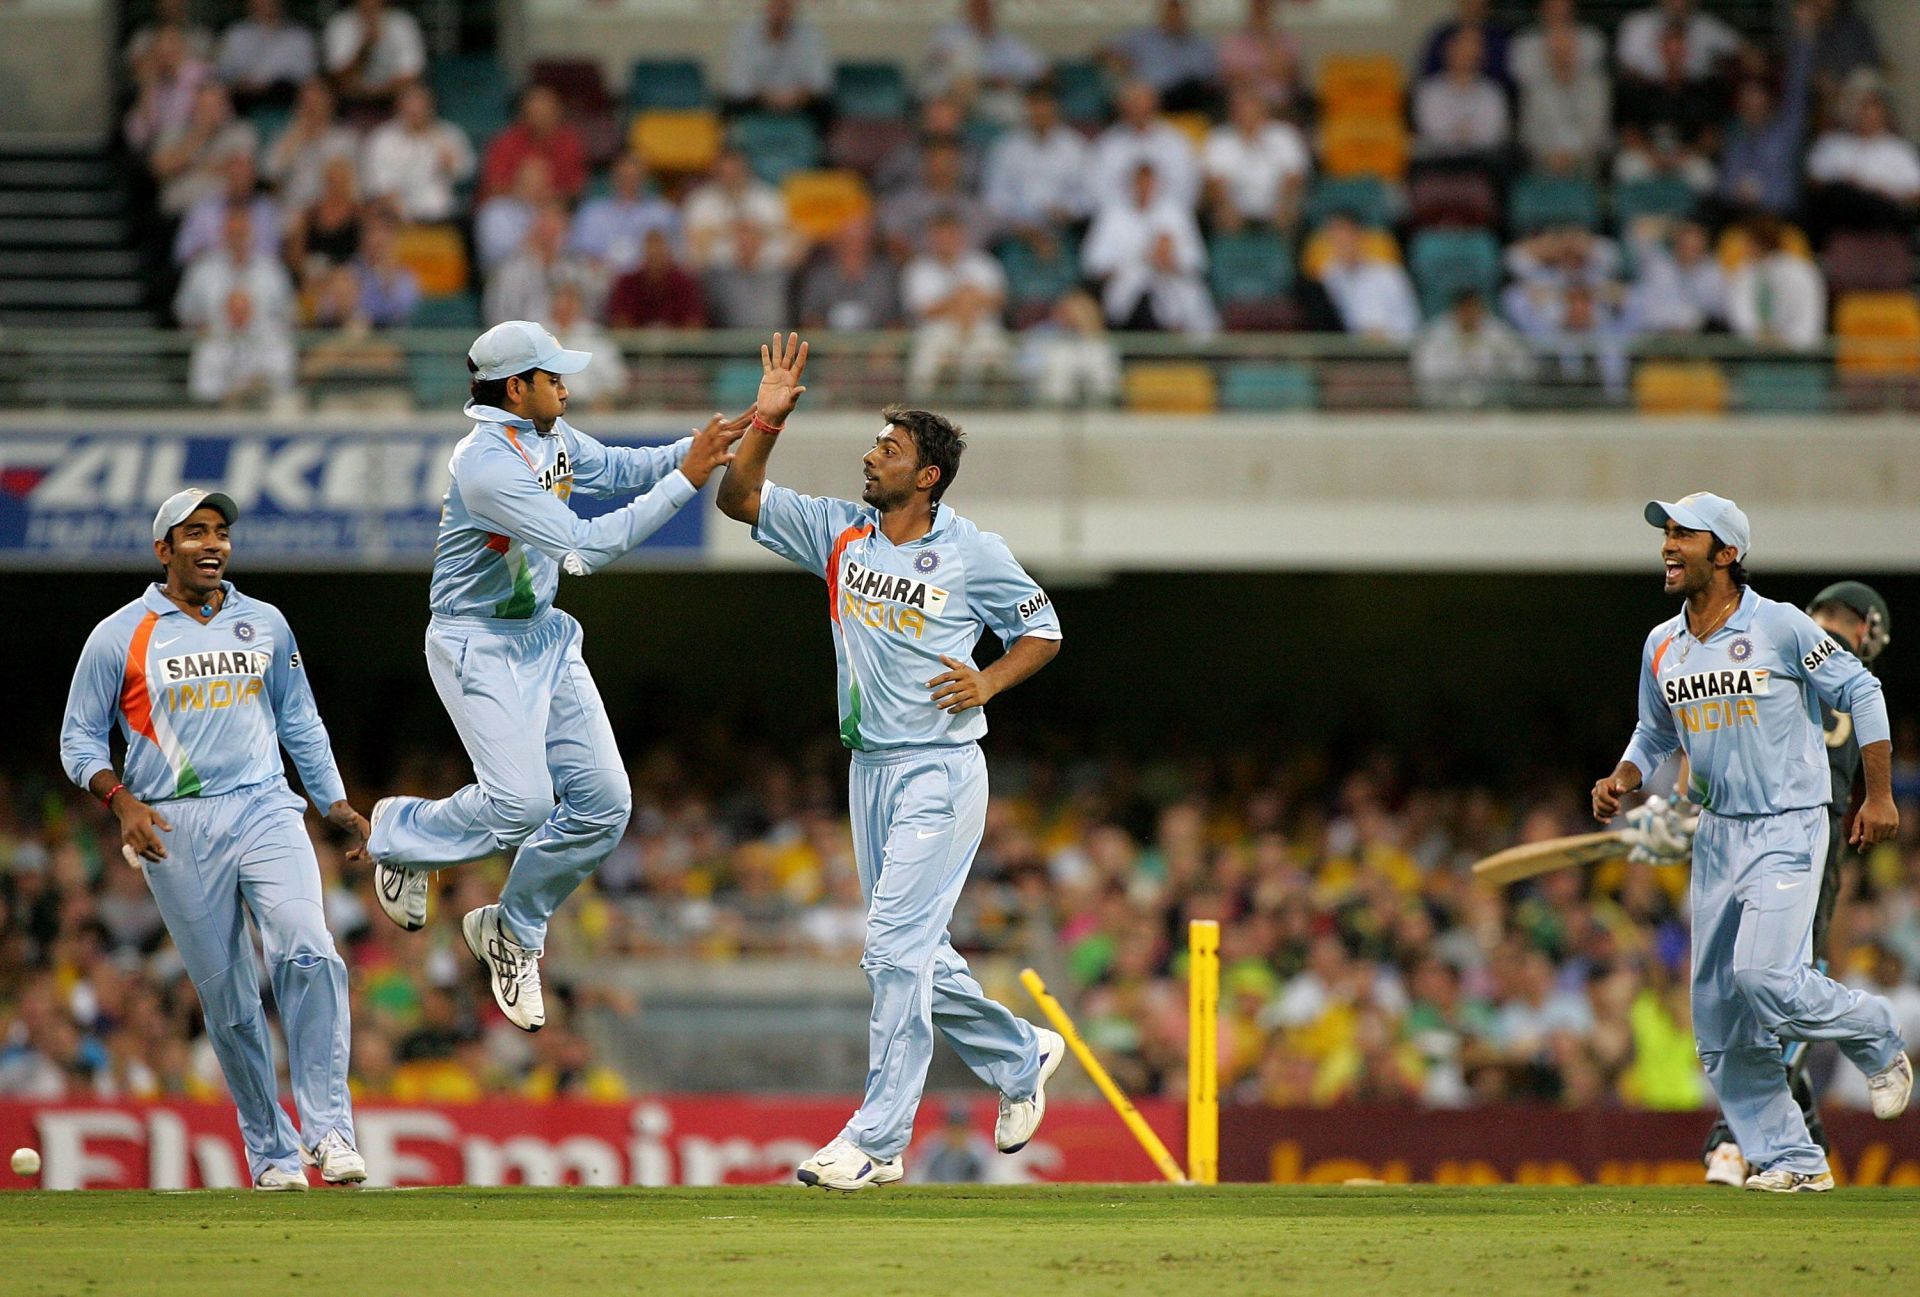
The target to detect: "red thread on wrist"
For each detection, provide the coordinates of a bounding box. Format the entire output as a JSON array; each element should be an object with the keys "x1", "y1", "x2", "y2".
[
  {"x1": 750, "y1": 416, "x2": 784, "y2": 436},
  {"x1": 102, "y1": 783, "x2": 126, "y2": 809}
]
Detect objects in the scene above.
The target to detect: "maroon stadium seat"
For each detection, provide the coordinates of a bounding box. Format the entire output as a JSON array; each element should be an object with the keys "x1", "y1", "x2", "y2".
[
  {"x1": 1408, "y1": 170, "x2": 1498, "y2": 229},
  {"x1": 827, "y1": 118, "x2": 913, "y2": 178},
  {"x1": 530, "y1": 58, "x2": 613, "y2": 118},
  {"x1": 1820, "y1": 230, "x2": 1915, "y2": 296},
  {"x1": 1221, "y1": 298, "x2": 1307, "y2": 332}
]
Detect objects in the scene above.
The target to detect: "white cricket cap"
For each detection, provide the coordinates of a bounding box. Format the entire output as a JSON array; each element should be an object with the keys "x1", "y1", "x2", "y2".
[
  {"x1": 467, "y1": 320, "x2": 592, "y2": 381},
  {"x1": 152, "y1": 488, "x2": 239, "y2": 542}
]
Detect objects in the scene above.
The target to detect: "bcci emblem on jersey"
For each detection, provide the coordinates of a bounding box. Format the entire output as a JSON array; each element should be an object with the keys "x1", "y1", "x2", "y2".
[
  {"x1": 1728, "y1": 636, "x2": 1751, "y2": 663},
  {"x1": 914, "y1": 551, "x2": 940, "y2": 574},
  {"x1": 233, "y1": 622, "x2": 255, "y2": 643}
]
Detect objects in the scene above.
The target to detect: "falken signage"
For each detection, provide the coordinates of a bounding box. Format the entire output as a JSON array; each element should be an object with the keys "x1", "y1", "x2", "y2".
[{"x1": 0, "y1": 428, "x2": 702, "y2": 567}]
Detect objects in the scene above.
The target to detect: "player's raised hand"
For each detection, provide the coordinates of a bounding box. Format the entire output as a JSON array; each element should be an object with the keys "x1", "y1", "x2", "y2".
[
  {"x1": 1851, "y1": 792, "x2": 1899, "y2": 847},
  {"x1": 680, "y1": 408, "x2": 756, "y2": 489},
  {"x1": 328, "y1": 800, "x2": 372, "y2": 861},
  {"x1": 756, "y1": 331, "x2": 809, "y2": 427},
  {"x1": 114, "y1": 794, "x2": 172, "y2": 864},
  {"x1": 928, "y1": 654, "x2": 996, "y2": 714}
]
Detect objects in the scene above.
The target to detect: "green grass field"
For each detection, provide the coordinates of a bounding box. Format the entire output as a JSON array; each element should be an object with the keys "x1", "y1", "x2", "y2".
[{"x1": 4, "y1": 1185, "x2": 1915, "y2": 1296}]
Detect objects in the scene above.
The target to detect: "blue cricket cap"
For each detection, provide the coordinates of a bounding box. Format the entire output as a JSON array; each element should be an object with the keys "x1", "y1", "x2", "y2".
[
  {"x1": 1645, "y1": 492, "x2": 1751, "y2": 558},
  {"x1": 467, "y1": 320, "x2": 592, "y2": 381}
]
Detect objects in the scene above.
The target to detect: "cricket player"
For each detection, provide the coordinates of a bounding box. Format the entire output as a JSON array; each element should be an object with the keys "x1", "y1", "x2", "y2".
[
  {"x1": 715, "y1": 333, "x2": 1067, "y2": 1190},
  {"x1": 1593, "y1": 493, "x2": 1911, "y2": 1192},
  {"x1": 367, "y1": 321, "x2": 748, "y2": 1031},
  {"x1": 60, "y1": 489, "x2": 370, "y2": 1190}
]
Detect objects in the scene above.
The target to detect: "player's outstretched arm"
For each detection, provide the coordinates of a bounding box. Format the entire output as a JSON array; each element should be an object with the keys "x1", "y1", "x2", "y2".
[{"x1": 717, "y1": 331, "x2": 809, "y2": 526}]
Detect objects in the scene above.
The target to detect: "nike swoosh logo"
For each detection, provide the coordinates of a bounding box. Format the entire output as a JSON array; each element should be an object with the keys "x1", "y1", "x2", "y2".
[
  {"x1": 154, "y1": 636, "x2": 180, "y2": 650},
  {"x1": 1776, "y1": 879, "x2": 1808, "y2": 890},
  {"x1": 916, "y1": 829, "x2": 940, "y2": 839}
]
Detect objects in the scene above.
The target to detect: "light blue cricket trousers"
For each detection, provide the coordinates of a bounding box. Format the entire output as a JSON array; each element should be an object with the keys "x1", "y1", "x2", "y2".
[
  {"x1": 840, "y1": 742, "x2": 1043, "y2": 1161},
  {"x1": 1692, "y1": 807, "x2": 1905, "y2": 1174},
  {"x1": 369, "y1": 608, "x2": 629, "y2": 950},
  {"x1": 144, "y1": 779, "x2": 354, "y2": 1179}
]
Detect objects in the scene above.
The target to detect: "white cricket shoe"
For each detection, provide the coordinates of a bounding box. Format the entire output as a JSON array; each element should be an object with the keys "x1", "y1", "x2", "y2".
[
  {"x1": 1868, "y1": 1051, "x2": 1912, "y2": 1120},
  {"x1": 370, "y1": 798, "x2": 430, "y2": 932},
  {"x1": 253, "y1": 1167, "x2": 310, "y2": 1192},
  {"x1": 463, "y1": 904, "x2": 545, "y2": 1031},
  {"x1": 1704, "y1": 1141, "x2": 1748, "y2": 1187},
  {"x1": 996, "y1": 1028, "x2": 1066, "y2": 1153},
  {"x1": 305, "y1": 1130, "x2": 367, "y2": 1185},
  {"x1": 795, "y1": 1137, "x2": 902, "y2": 1191},
  {"x1": 1745, "y1": 1168, "x2": 1834, "y2": 1193}
]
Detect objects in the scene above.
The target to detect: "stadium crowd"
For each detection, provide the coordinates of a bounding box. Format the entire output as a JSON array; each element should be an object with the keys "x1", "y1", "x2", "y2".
[
  {"x1": 114, "y1": 0, "x2": 1920, "y2": 410},
  {"x1": 6, "y1": 724, "x2": 1920, "y2": 1111}
]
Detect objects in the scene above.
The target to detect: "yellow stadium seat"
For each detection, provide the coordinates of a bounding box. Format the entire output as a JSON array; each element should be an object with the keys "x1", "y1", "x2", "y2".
[
  {"x1": 1301, "y1": 226, "x2": 1402, "y2": 279},
  {"x1": 1835, "y1": 291, "x2": 1920, "y2": 375},
  {"x1": 1166, "y1": 111, "x2": 1213, "y2": 151},
  {"x1": 781, "y1": 169, "x2": 872, "y2": 242},
  {"x1": 630, "y1": 109, "x2": 723, "y2": 173},
  {"x1": 1124, "y1": 362, "x2": 1218, "y2": 414},
  {"x1": 1318, "y1": 116, "x2": 1409, "y2": 180},
  {"x1": 1317, "y1": 53, "x2": 1405, "y2": 118},
  {"x1": 394, "y1": 223, "x2": 468, "y2": 298},
  {"x1": 1715, "y1": 224, "x2": 1812, "y2": 271},
  {"x1": 1634, "y1": 361, "x2": 1728, "y2": 414}
]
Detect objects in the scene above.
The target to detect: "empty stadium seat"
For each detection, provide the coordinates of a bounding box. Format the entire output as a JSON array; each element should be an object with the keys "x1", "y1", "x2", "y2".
[
  {"x1": 1820, "y1": 230, "x2": 1915, "y2": 295},
  {"x1": 1508, "y1": 174, "x2": 1601, "y2": 232},
  {"x1": 1220, "y1": 298, "x2": 1307, "y2": 331},
  {"x1": 1053, "y1": 59, "x2": 1110, "y2": 126},
  {"x1": 1611, "y1": 176, "x2": 1697, "y2": 227},
  {"x1": 1304, "y1": 175, "x2": 1397, "y2": 228},
  {"x1": 827, "y1": 117, "x2": 913, "y2": 177},
  {"x1": 729, "y1": 113, "x2": 821, "y2": 183},
  {"x1": 1634, "y1": 361, "x2": 1728, "y2": 413},
  {"x1": 1166, "y1": 112, "x2": 1212, "y2": 151},
  {"x1": 630, "y1": 109, "x2": 723, "y2": 173},
  {"x1": 628, "y1": 58, "x2": 707, "y2": 110},
  {"x1": 410, "y1": 292, "x2": 482, "y2": 329},
  {"x1": 1835, "y1": 291, "x2": 1920, "y2": 375},
  {"x1": 1735, "y1": 362, "x2": 1830, "y2": 414},
  {"x1": 1318, "y1": 117, "x2": 1409, "y2": 180},
  {"x1": 711, "y1": 358, "x2": 765, "y2": 410},
  {"x1": 1124, "y1": 362, "x2": 1218, "y2": 413},
  {"x1": 530, "y1": 59, "x2": 613, "y2": 117},
  {"x1": 1208, "y1": 230, "x2": 1294, "y2": 303},
  {"x1": 1317, "y1": 53, "x2": 1405, "y2": 118},
  {"x1": 394, "y1": 224, "x2": 469, "y2": 298},
  {"x1": 409, "y1": 355, "x2": 473, "y2": 411},
  {"x1": 1408, "y1": 228, "x2": 1501, "y2": 317},
  {"x1": 995, "y1": 238, "x2": 1081, "y2": 307},
  {"x1": 783, "y1": 170, "x2": 872, "y2": 241},
  {"x1": 1408, "y1": 170, "x2": 1497, "y2": 228},
  {"x1": 834, "y1": 62, "x2": 909, "y2": 120},
  {"x1": 1318, "y1": 359, "x2": 1416, "y2": 410},
  {"x1": 1220, "y1": 361, "x2": 1317, "y2": 410}
]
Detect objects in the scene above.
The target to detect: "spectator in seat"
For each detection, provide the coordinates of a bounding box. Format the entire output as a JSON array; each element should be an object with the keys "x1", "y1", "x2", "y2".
[
  {"x1": 1717, "y1": 8, "x2": 1814, "y2": 219},
  {"x1": 1725, "y1": 216, "x2": 1826, "y2": 351},
  {"x1": 983, "y1": 84, "x2": 1093, "y2": 244},
  {"x1": 1626, "y1": 215, "x2": 1725, "y2": 335},
  {"x1": 1202, "y1": 87, "x2": 1310, "y2": 234},
  {"x1": 545, "y1": 280, "x2": 629, "y2": 413},
  {"x1": 484, "y1": 202, "x2": 597, "y2": 326},
  {"x1": 263, "y1": 79, "x2": 358, "y2": 210},
  {"x1": 1308, "y1": 213, "x2": 1420, "y2": 343},
  {"x1": 1414, "y1": 289, "x2": 1534, "y2": 408},
  {"x1": 216, "y1": 0, "x2": 318, "y2": 111},
  {"x1": 349, "y1": 209, "x2": 421, "y2": 328},
  {"x1": 1082, "y1": 163, "x2": 1218, "y2": 337},
  {"x1": 1020, "y1": 289, "x2": 1121, "y2": 407},
  {"x1": 1504, "y1": 279, "x2": 1631, "y2": 400},
  {"x1": 1517, "y1": 23, "x2": 1612, "y2": 176},
  {"x1": 1093, "y1": 81, "x2": 1200, "y2": 212},
  {"x1": 1413, "y1": 28, "x2": 1512, "y2": 162},
  {"x1": 878, "y1": 138, "x2": 991, "y2": 260},
  {"x1": 1418, "y1": 0, "x2": 1512, "y2": 86},
  {"x1": 684, "y1": 149, "x2": 797, "y2": 273},
  {"x1": 606, "y1": 229, "x2": 708, "y2": 328},
  {"x1": 175, "y1": 203, "x2": 296, "y2": 333},
  {"x1": 1614, "y1": 0, "x2": 1740, "y2": 82},
  {"x1": 361, "y1": 83, "x2": 475, "y2": 224},
  {"x1": 148, "y1": 82, "x2": 257, "y2": 218},
  {"x1": 284, "y1": 154, "x2": 364, "y2": 288},
  {"x1": 324, "y1": 0, "x2": 426, "y2": 112},
  {"x1": 1218, "y1": 0, "x2": 1307, "y2": 115},
  {"x1": 919, "y1": 0, "x2": 1046, "y2": 121},
  {"x1": 702, "y1": 221, "x2": 794, "y2": 329},
  {"x1": 475, "y1": 156, "x2": 555, "y2": 272},
  {"x1": 723, "y1": 0, "x2": 832, "y2": 119},
  {"x1": 189, "y1": 288, "x2": 297, "y2": 408},
  {"x1": 302, "y1": 266, "x2": 406, "y2": 387},
  {"x1": 174, "y1": 152, "x2": 281, "y2": 268},
  {"x1": 797, "y1": 217, "x2": 900, "y2": 331},
  {"x1": 1802, "y1": 0, "x2": 1882, "y2": 105},
  {"x1": 482, "y1": 84, "x2": 588, "y2": 202},
  {"x1": 873, "y1": 97, "x2": 984, "y2": 199},
  {"x1": 1804, "y1": 84, "x2": 1920, "y2": 240},
  {"x1": 569, "y1": 153, "x2": 680, "y2": 276},
  {"x1": 901, "y1": 212, "x2": 1011, "y2": 398},
  {"x1": 124, "y1": 24, "x2": 211, "y2": 160},
  {"x1": 1505, "y1": 225, "x2": 1622, "y2": 295},
  {"x1": 126, "y1": 0, "x2": 215, "y2": 76},
  {"x1": 1615, "y1": 21, "x2": 1724, "y2": 160},
  {"x1": 1104, "y1": 0, "x2": 1220, "y2": 114},
  {"x1": 1510, "y1": 0, "x2": 1606, "y2": 87}
]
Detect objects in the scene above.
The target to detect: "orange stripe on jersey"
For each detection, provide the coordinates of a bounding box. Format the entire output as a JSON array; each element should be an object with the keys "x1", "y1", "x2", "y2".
[
  {"x1": 485, "y1": 532, "x2": 511, "y2": 554},
  {"x1": 825, "y1": 523, "x2": 874, "y2": 624},
  {"x1": 1650, "y1": 634, "x2": 1677, "y2": 678},
  {"x1": 502, "y1": 427, "x2": 536, "y2": 470},
  {"x1": 120, "y1": 611, "x2": 161, "y2": 743}
]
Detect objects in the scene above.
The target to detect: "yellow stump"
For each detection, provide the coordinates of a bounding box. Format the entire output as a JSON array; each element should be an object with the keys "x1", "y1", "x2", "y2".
[
  {"x1": 1187, "y1": 919, "x2": 1220, "y2": 1186},
  {"x1": 1018, "y1": 968, "x2": 1188, "y2": 1184}
]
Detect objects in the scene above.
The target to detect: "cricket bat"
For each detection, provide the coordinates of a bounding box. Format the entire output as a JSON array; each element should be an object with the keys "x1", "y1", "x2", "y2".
[{"x1": 1471, "y1": 831, "x2": 1629, "y2": 886}]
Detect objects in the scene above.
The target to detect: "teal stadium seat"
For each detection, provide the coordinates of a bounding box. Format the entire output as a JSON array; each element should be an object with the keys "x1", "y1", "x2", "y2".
[
  {"x1": 409, "y1": 356, "x2": 474, "y2": 411},
  {"x1": 411, "y1": 293, "x2": 482, "y2": 329},
  {"x1": 995, "y1": 238, "x2": 1081, "y2": 308},
  {"x1": 1737, "y1": 362, "x2": 1831, "y2": 413},
  {"x1": 729, "y1": 113, "x2": 821, "y2": 183},
  {"x1": 1207, "y1": 230, "x2": 1294, "y2": 304},
  {"x1": 629, "y1": 58, "x2": 707, "y2": 110},
  {"x1": 1053, "y1": 60, "x2": 1109, "y2": 127},
  {"x1": 1304, "y1": 175, "x2": 1395, "y2": 229},
  {"x1": 834, "y1": 62, "x2": 909, "y2": 120},
  {"x1": 1508, "y1": 174, "x2": 1600, "y2": 233},
  {"x1": 431, "y1": 54, "x2": 511, "y2": 147},
  {"x1": 1220, "y1": 361, "x2": 1317, "y2": 411},
  {"x1": 1613, "y1": 176, "x2": 1698, "y2": 227},
  {"x1": 1409, "y1": 228, "x2": 1502, "y2": 317},
  {"x1": 711, "y1": 359, "x2": 765, "y2": 410}
]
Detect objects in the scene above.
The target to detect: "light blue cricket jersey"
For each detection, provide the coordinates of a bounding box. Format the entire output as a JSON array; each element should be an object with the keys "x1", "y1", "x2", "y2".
[
  {"x1": 431, "y1": 402, "x2": 695, "y2": 620},
  {"x1": 1622, "y1": 587, "x2": 1890, "y2": 816},
  {"x1": 60, "y1": 583, "x2": 348, "y2": 808},
  {"x1": 753, "y1": 484, "x2": 1062, "y2": 751}
]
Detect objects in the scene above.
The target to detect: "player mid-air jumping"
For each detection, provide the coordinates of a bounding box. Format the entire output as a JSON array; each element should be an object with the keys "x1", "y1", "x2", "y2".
[
  {"x1": 716, "y1": 333, "x2": 1067, "y2": 1190},
  {"x1": 1593, "y1": 493, "x2": 1911, "y2": 1192},
  {"x1": 367, "y1": 320, "x2": 749, "y2": 1030},
  {"x1": 60, "y1": 489, "x2": 371, "y2": 1189}
]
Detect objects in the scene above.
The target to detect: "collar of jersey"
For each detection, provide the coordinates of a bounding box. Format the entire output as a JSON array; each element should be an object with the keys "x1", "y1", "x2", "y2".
[
  {"x1": 861, "y1": 502, "x2": 949, "y2": 546},
  {"x1": 143, "y1": 581, "x2": 235, "y2": 617},
  {"x1": 464, "y1": 401, "x2": 563, "y2": 438}
]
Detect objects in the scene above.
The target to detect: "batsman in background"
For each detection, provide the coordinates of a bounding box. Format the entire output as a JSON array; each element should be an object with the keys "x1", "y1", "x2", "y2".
[
  {"x1": 367, "y1": 321, "x2": 748, "y2": 1031},
  {"x1": 1593, "y1": 493, "x2": 1910, "y2": 1193},
  {"x1": 716, "y1": 333, "x2": 1067, "y2": 1191},
  {"x1": 60, "y1": 489, "x2": 370, "y2": 1189}
]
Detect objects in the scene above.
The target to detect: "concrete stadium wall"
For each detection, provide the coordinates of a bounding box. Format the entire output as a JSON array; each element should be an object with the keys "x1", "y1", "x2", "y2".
[{"x1": 0, "y1": 0, "x2": 111, "y2": 135}]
